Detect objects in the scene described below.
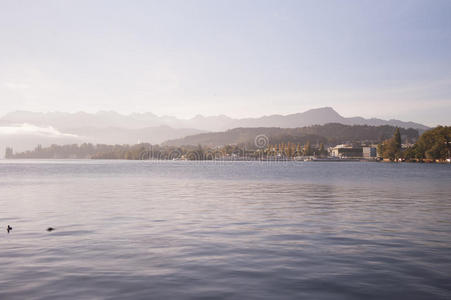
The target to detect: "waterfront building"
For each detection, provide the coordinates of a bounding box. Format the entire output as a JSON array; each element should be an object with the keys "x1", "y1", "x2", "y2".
[
  {"x1": 330, "y1": 145, "x2": 363, "y2": 158},
  {"x1": 363, "y1": 147, "x2": 377, "y2": 158}
]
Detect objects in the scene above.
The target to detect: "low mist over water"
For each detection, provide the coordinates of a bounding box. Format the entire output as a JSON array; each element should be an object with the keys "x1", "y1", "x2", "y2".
[{"x1": 1, "y1": 161, "x2": 450, "y2": 299}]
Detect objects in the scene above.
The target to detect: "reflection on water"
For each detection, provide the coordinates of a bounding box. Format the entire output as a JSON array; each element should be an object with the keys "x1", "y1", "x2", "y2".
[{"x1": 1, "y1": 161, "x2": 450, "y2": 299}]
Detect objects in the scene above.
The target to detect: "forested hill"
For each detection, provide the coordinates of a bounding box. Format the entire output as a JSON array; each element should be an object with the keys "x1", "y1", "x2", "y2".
[{"x1": 163, "y1": 123, "x2": 419, "y2": 147}]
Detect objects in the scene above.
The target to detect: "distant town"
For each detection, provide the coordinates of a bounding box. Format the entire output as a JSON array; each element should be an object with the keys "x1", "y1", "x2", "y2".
[{"x1": 5, "y1": 124, "x2": 450, "y2": 163}]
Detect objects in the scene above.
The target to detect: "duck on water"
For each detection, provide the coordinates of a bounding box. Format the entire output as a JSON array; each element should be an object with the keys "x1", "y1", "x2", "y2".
[{"x1": 5, "y1": 225, "x2": 55, "y2": 233}]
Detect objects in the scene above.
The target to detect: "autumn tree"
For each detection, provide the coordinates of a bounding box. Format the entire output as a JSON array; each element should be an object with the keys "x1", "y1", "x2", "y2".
[
  {"x1": 379, "y1": 128, "x2": 402, "y2": 161},
  {"x1": 304, "y1": 141, "x2": 312, "y2": 156}
]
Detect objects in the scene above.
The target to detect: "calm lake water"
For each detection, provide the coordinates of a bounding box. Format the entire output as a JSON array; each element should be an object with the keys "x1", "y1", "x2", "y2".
[{"x1": 1, "y1": 160, "x2": 450, "y2": 299}]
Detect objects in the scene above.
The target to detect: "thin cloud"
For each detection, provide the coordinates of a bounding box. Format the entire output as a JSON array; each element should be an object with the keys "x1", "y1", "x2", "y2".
[{"x1": 0, "y1": 123, "x2": 79, "y2": 138}]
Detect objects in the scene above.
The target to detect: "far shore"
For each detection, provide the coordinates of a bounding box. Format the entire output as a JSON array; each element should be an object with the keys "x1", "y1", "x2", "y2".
[{"x1": 2, "y1": 157, "x2": 450, "y2": 164}]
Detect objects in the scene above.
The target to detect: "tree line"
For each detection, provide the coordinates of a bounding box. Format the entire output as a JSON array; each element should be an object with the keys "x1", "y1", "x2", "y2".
[
  {"x1": 378, "y1": 126, "x2": 450, "y2": 161},
  {"x1": 5, "y1": 125, "x2": 449, "y2": 162},
  {"x1": 5, "y1": 142, "x2": 328, "y2": 160}
]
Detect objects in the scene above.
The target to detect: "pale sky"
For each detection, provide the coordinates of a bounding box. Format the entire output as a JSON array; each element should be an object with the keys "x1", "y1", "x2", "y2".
[{"x1": 0, "y1": 0, "x2": 450, "y2": 126}]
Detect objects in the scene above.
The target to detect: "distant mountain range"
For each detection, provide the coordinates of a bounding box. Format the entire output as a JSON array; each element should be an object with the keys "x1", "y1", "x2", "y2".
[
  {"x1": 0, "y1": 107, "x2": 429, "y2": 156},
  {"x1": 1, "y1": 107, "x2": 429, "y2": 132}
]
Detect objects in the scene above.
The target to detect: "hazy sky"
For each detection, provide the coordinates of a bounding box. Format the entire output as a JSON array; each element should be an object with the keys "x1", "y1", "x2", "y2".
[{"x1": 1, "y1": 0, "x2": 450, "y2": 126}]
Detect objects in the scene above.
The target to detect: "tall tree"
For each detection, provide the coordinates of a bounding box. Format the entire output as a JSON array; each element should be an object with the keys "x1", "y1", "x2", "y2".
[
  {"x1": 380, "y1": 128, "x2": 403, "y2": 161},
  {"x1": 319, "y1": 143, "x2": 326, "y2": 157},
  {"x1": 304, "y1": 141, "x2": 312, "y2": 156},
  {"x1": 393, "y1": 128, "x2": 402, "y2": 150}
]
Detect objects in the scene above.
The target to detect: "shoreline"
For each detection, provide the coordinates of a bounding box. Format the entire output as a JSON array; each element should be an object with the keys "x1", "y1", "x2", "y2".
[{"x1": 2, "y1": 158, "x2": 450, "y2": 164}]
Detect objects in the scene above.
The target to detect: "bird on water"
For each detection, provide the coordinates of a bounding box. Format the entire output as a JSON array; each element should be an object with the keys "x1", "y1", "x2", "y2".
[
  {"x1": 47, "y1": 227, "x2": 55, "y2": 232},
  {"x1": 7, "y1": 225, "x2": 12, "y2": 233}
]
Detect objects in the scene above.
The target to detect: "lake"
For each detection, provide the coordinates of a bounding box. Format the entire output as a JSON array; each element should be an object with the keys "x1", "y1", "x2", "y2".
[{"x1": 1, "y1": 160, "x2": 450, "y2": 299}]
